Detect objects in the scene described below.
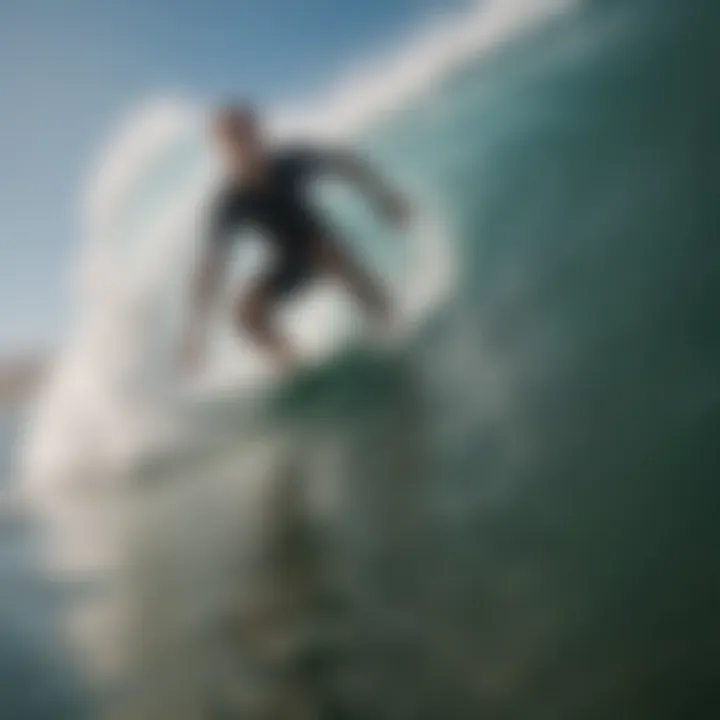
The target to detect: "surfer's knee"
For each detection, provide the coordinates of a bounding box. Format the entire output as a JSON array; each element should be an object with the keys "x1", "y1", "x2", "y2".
[
  {"x1": 315, "y1": 237, "x2": 389, "y2": 318},
  {"x1": 236, "y1": 290, "x2": 269, "y2": 333}
]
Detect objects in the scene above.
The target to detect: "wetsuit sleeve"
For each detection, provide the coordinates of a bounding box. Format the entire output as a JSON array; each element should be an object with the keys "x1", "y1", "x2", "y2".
[
  {"x1": 294, "y1": 146, "x2": 400, "y2": 212},
  {"x1": 283, "y1": 145, "x2": 340, "y2": 178},
  {"x1": 292, "y1": 145, "x2": 378, "y2": 184}
]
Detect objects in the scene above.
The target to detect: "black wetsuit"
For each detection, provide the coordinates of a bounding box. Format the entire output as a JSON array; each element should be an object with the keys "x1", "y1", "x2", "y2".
[{"x1": 209, "y1": 146, "x2": 332, "y2": 298}]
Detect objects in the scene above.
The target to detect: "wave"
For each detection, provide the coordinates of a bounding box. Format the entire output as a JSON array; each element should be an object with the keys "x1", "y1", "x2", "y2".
[
  {"x1": 18, "y1": 0, "x2": 571, "y2": 500},
  {"x1": 17, "y1": 1, "x2": 589, "y2": 716}
]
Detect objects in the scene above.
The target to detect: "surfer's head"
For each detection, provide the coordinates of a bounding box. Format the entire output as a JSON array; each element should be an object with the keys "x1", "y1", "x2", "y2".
[{"x1": 212, "y1": 103, "x2": 265, "y2": 173}]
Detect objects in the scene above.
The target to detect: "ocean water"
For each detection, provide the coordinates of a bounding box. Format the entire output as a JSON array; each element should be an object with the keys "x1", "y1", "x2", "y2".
[
  {"x1": 4, "y1": 1, "x2": 720, "y2": 718},
  {"x1": 0, "y1": 412, "x2": 86, "y2": 719}
]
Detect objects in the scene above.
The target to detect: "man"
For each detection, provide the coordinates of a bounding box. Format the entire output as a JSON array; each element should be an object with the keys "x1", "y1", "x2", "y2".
[{"x1": 182, "y1": 104, "x2": 408, "y2": 371}]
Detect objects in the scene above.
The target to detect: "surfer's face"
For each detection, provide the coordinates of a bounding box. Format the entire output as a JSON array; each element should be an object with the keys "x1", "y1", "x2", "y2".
[{"x1": 213, "y1": 108, "x2": 265, "y2": 172}]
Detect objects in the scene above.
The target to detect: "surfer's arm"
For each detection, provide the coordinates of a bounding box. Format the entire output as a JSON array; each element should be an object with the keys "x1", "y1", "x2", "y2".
[
  {"x1": 318, "y1": 149, "x2": 409, "y2": 225},
  {"x1": 182, "y1": 245, "x2": 224, "y2": 370},
  {"x1": 192, "y1": 243, "x2": 224, "y2": 322},
  {"x1": 181, "y1": 202, "x2": 235, "y2": 369}
]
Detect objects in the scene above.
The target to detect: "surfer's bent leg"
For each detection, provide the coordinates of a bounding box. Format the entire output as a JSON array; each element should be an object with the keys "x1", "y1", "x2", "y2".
[
  {"x1": 235, "y1": 280, "x2": 296, "y2": 369},
  {"x1": 315, "y1": 236, "x2": 391, "y2": 323}
]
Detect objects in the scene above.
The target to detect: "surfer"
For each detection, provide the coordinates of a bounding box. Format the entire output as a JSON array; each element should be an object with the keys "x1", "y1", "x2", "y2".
[{"x1": 182, "y1": 104, "x2": 409, "y2": 371}]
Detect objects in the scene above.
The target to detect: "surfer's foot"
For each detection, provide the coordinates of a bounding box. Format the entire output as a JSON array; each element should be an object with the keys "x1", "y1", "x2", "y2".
[
  {"x1": 380, "y1": 299, "x2": 394, "y2": 326},
  {"x1": 365, "y1": 301, "x2": 395, "y2": 349},
  {"x1": 371, "y1": 297, "x2": 394, "y2": 332},
  {"x1": 273, "y1": 345, "x2": 300, "y2": 373}
]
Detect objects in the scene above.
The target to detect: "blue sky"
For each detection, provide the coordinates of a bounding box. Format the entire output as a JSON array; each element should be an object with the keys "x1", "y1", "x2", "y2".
[{"x1": 0, "y1": 0, "x2": 467, "y2": 355}]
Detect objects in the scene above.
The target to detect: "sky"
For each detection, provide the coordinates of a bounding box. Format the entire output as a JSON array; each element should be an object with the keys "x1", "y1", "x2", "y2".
[{"x1": 0, "y1": 0, "x2": 469, "y2": 356}]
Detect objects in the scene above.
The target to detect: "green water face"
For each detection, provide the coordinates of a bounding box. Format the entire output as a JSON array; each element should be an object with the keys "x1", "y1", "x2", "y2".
[{"x1": 344, "y1": 2, "x2": 720, "y2": 717}]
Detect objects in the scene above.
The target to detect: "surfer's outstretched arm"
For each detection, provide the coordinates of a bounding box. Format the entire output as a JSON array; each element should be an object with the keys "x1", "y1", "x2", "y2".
[
  {"x1": 182, "y1": 243, "x2": 225, "y2": 370},
  {"x1": 182, "y1": 188, "x2": 246, "y2": 370},
  {"x1": 321, "y1": 150, "x2": 410, "y2": 226}
]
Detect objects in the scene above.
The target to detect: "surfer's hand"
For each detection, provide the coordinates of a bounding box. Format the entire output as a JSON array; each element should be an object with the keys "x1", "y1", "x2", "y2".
[
  {"x1": 180, "y1": 330, "x2": 205, "y2": 374},
  {"x1": 381, "y1": 192, "x2": 411, "y2": 228}
]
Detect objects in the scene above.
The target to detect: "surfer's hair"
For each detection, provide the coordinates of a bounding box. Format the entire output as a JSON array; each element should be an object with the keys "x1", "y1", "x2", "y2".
[{"x1": 214, "y1": 101, "x2": 259, "y2": 130}]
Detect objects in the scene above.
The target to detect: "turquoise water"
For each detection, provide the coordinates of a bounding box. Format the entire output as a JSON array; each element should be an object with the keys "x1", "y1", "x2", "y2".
[
  {"x1": 397, "y1": 4, "x2": 720, "y2": 717},
  {"x1": 4, "y1": 1, "x2": 720, "y2": 717},
  {"x1": 0, "y1": 414, "x2": 86, "y2": 719},
  {"x1": 305, "y1": 2, "x2": 720, "y2": 715}
]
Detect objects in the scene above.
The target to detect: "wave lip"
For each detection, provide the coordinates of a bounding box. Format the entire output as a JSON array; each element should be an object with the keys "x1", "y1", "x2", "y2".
[{"x1": 276, "y1": 0, "x2": 575, "y2": 139}]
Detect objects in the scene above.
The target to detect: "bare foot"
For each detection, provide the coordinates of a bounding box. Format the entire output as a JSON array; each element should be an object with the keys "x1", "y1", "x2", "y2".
[{"x1": 274, "y1": 345, "x2": 300, "y2": 374}]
